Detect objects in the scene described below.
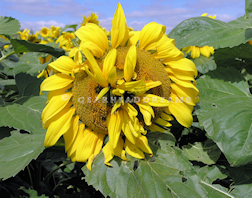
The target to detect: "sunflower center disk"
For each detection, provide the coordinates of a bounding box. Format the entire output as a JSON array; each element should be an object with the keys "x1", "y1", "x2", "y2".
[{"x1": 72, "y1": 47, "x2": 170, "y2": 134}]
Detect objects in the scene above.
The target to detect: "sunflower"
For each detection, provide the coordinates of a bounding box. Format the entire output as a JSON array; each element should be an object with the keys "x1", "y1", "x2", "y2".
[
  {"x1": 182, "y1": 45, "x2": 215, "y2": 59},
  {"x1": 40, "y1": 3, "x2": 199, "y2": 170}
]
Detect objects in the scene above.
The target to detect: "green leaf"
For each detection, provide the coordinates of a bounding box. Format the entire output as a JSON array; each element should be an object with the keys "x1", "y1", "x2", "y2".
[
  {"x1": 246, "y1": 0, "x2": 252, "y2": 18},
  {"x1": 214, "y1": 43, "x2": 252, "y2": 74},
  {"x1": 15, "y1": 73, "x2": 43, "y2": 97},
  {"x1": 10, "y1": 39, "x2": 65, "y2": 58},
  {"x1": 196, "y1": 69, "x2": 252, "y2": 167},
  {"x1": 196, "y1": 165, "x2": 228, "y2": 184},
  {"x1": 83, "y1": 135, "x2": 233, "y2": 198},
  {"x1": 9, "y1": 52, "x2": 48, "y2": 76},
  {"x1": 182, "y1": 139, "x2": 221, "y2": 165},
  {"x1": 59, "y1": 24, "x2": 78, "y2": 35},
  {"x1": 0, "y1": 16, "x2": 20, "y2": 35},
  {"x1": 229, "y1": 165, "x2": 252, "y2": 197},
  {"x1": 193, "y1": 56, "x2": 217, "y2": 74},
  {"x1": 0, "y1": 96, "x2": 46, "y2": 180},
  {"x1": 0, "y1": 79, "x2": 16, "y2": 86},
  {"x1": 168, "y1": 16, "x2": 252, "y2": 49}
]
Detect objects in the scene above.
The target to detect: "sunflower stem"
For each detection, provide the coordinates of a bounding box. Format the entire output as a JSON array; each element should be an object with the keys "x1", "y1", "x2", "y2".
[{"x1": 0, "y1": 50, "x2": 15, "y2": 62}]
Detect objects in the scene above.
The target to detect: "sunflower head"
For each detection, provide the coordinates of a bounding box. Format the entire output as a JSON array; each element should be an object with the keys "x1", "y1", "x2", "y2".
[{"x1": 40, "y1": 3, "x2": 199, "y2": 170}]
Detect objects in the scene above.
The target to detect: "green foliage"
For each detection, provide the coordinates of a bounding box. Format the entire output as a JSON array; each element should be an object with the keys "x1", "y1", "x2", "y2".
[
  {"x1": 0, "y1": 96, "x2": 46, "y2": 180},
  {"x1": 168, "y1": 14, "x2": 252, "y2": 49},
  {"x1": 83, "y1": 133, "x2": 232, "y2": 198},
  {"x1": 11, "y1": 39, "x2": 65, "y2": 57},
  {"x1": 1, "y1": 1, "x2": 252, "y2": 197},
  {"x1": 0, "y1": 16, "x2": 20, "y2": 35},
  {"x1": 196, "y1": 69, "x2": 252, "y2": 166},
  {"x1": 193, "y1": 56, "x2": 217, "y2": 74},
  {"x1": 182, "y1": 139, "x2": 221, "y2": 165}
]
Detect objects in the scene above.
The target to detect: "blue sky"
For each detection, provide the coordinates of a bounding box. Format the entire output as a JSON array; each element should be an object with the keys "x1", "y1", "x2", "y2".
[{"x1": 0, "y1": 0, "x2": 246, "y2": 33}]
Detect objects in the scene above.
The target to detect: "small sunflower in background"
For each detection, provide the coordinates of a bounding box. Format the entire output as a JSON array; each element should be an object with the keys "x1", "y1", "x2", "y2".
[
  {"x1": 40, "y1": 3, "x2": 199, "y2": 170},
  {"x1": 182, "y1": 13, "x2": 215, "y2": 59}
]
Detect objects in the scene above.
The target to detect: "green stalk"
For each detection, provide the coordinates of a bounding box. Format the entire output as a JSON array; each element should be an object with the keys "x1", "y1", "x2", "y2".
[{"x1": 0, "y1": 50, "x2": 15, "y2": 62}]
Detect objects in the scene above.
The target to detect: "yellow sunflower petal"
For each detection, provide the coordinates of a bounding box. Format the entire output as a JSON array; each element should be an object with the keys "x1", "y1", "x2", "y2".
[
  {"x1": 75, "y1": 23, "x2": 108, "y2": 57},
  {"x1": 82, "y1": 48, "x2": 108, "y2": 87},
  {"x1": 107, "y1": 111, "x2": 123, "y2": 149},
  {"x1": 96, "y1": 87, "x2": 110, "y2": 101},
  {"x1": 165, "y1": 67, "x2": 195, "y2": 81},
  {"x1": 44, "y1": 107, "x2": 75, "y2": 146},
  {"x1": 107, "y1": 66, "x2": 117, "y2": 87},
  {"x1": 103, "y1": 49, "x2": 117, "y2": 79},
  {"x1": 136, "y1": 102, "x2": 154, "y2": 126},
  {"x1": 42, "y1": 92, "x2": 73, "y2": 122},
  {"x1": 136, "y1": 136, "x2": 153, "y2": 156},
  {"x1": 145, "y1": 81, "x2": 162, "y2": 90},
  {"x1": 170, "y1": 84, "x2": 199, "y2": 105},
  {"x1": 124, "y1": 45, "x2": 137, "y2": 82},
  {"x1": 148, "y1": 124, "x2": 167, "y2": 132},
  {"x1": 111, "y1": 3, "x2": 129, "y2": 48},
  {"x1": 121, "y1": 111, "x2": 136, "y2": 144},
  {"x1": 40, "y1": 73, "x2": 74, "y2": 95},
  {"x1": 191, "y1": 46, "x2": 200, "y2": 59},
  {"x1": 169, "y1": 75, "x2": 198, "y2": 92},
  {"x1": 141, "y1": 94, "x2": 170, "y2": 107},
  {"x1": 67, "y1": 123, "x2": 85, "y2": 158},
  {"x1": 64, "y1": 115, "x2": 80, "y2": 152},
  {"x1": 148, "y1": 35, "x2": 184, "y2": 59},
  {"x1": 166, "y1": 101, "x2": 194, "y2": 128},
  {"x1": 129, "y1": 31, "x2": 140, "y2": 46},
  {"x1": 49, "y1": 56, "x2": 76, "y2": 75},
  {"x1": 155, "y1": 118, "x2": 172, "y2": 127},
  {"x1": 125, "y1": 138, "x2": 145, "y2": 159},
  {"x1": 164, "y1": 58, "x2": 198, "y2": 77},
  {"x1": 139, "y1": 22, "x2": 166, "y2": 49}
]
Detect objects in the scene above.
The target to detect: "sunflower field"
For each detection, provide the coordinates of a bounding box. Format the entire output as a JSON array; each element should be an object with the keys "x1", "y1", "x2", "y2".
[{"x1": 0, "y1": 0, "x2": 252, "y2": 198}]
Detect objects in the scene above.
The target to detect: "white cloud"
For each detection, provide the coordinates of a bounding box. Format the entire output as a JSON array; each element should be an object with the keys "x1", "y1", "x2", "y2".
[
  {"x1": 21, "y1": 20, "x2": 65, "y2": 31},
  {"x1": 217, "y1": 14, "x2": 236, "y2": 22}
]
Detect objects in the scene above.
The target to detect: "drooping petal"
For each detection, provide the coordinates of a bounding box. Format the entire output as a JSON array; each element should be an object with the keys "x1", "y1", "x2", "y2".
[
  {"x1": 107, "y1": 66, "x2": 117, "y2": 87},
  {"x1": 166, "y1": 101, "x2": 194, "y2": 128},
  {"x1": 147, "y1": 35, "x2": 184, "y2": 59},
  {"x1": 42, "y1": 92, "x2": 73, "y2": 122},
  {"x1": 107, "y1": 111, "x2": 123, "y2": 149},
  {"x1": 40, "y1": 73, "x2": 74, "y2": 95},
  {"x1": 82, "y1": 48, "x2": 108, "y2": 87},
  {"x1": 136, "y1": 136, "x2": 153, "y2": 156},
  {"x1": 75, "y1": 23, "x2": 109, "y2": 57},
  {"x1": 164, "y1": 58, "x2": 198, "y2": 77},
  {"x1": 102, "y1": 49, "x2": 117, "y2": 79},
  {"x1": 139, "y1": 22, "x2": 166, "y2": 50},
  {"x1": 124, "y1": 45, "x2": 137, "y2": 82},
  {"x1": 170, "y1": 83, "x2": 199, "y2": 106},
  {"x1": 111, "y1": 3, "x2": 129, "y2": 48},
  {"x1": 190, "y1": 46, "x2": 200, "y2": 59},
  {"x1": 155, "y1": 117, "x2": 172, "y2": 127},
  {"x1": 129, "y1": 31, "x2": 140, "y2": 46},
  {"x1": 141, "y1": 94, "x2": 170, "y2": 107},
  {"x1": 136, "y1": 102, "x2": 154, "y2": 126},
  {"x1": 145, "y1": 81, "x2": 162, "y2": 90},
  {"x1": 96, "y1": 87, "x2": 110, "y2": 101},
  {"x1": 64, "y1": 115, "x2": 80, "y2": 152},
  {"x1": 165, "y1": 67, "x2": 195, "y2": 81},
  {"x1": 44, "y1": 107, "x2": 75, "y2": 146},
  {"x1": 125, "y1": 138, "x2": 145, "y2": 159},
  {"x1": 49, "y1": 56, "x2": 77, "y2": 75}
]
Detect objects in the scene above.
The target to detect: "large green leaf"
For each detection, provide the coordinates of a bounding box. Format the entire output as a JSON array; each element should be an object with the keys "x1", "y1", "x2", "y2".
[
  {"x1": 246, "y1": 0, "x2": 252, "y2": 18},
  {"x1": 3, "y1": 52, "x2": 49, "y2": 76},
  {"x1": 0, "y1": 96, "x2": 46, "y2": 180},
  {"x1": 196, "y1": 69, "x2": 252, "y2": 167},
  {"x1": 193, "y1": 56, "x2": 217, "y2": 74},
  {"x1": 182, "y1": 139, "x2": 221, "y2": 165},
  {"x1": 0, "y1": 16, "x2": 20, "y2": 35},
  {"x1": 214, "y1": 43, "x2": 252, "y2": 74},
  {"x1": 15, "y1": 73, "x2": 43, "y2": 97},
  {"x1": 10, "y1": 39, "x2": 65, "y2": 58},
  {"x1": 168, "y1": 14, "x2": 252, "y2": 49},
  {"x1": 83, "y1": 132, "x2": 233, "y2": 198}
]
